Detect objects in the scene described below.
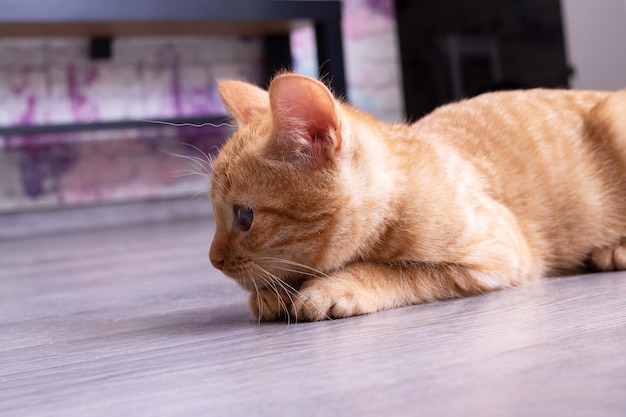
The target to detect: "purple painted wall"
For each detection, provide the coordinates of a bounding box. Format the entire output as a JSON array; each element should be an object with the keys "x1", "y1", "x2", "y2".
[{"x1": 0, "y1": 0, "x2": 402, "y2": 213}]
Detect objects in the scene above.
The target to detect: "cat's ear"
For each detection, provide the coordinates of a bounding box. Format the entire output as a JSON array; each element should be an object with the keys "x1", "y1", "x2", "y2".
[
  {"x1": 269, "y1": 74, "x2": 343, "y2": 163},
  {"x1": 218, "y1": 80, "x2": 269, "y2": 125}
]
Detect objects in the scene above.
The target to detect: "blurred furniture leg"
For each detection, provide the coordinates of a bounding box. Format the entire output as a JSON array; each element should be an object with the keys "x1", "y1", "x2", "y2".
[
  {"x1": 315, "y1": 19, "x2": 347, "y2": 99},
  {"x1": 438, "y1": 34, "x2": 502, "y2": 100}
]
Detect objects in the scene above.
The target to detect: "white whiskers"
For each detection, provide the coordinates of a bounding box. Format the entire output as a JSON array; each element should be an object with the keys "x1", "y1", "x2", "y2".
[
  {"x1": 157, "y1": 140, "x2": 229, "y2": 197},
  {"x1": 250, "y1": 258, "x2": 335, "y2": 323},
  {"x1": 257, "y1": 257, "x2": 330, "y2": 278},
  {"x1": 139, "y1": 119, "x2": 237, "y2": 129},
  {"x1": 252, "y1": 264, "x2": 295, "y2": 324}
]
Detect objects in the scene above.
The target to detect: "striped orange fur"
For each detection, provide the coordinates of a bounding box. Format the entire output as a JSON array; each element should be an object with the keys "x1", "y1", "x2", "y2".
[{"x1": 209, "y1": 73, "x2": 626, "y2": 321}]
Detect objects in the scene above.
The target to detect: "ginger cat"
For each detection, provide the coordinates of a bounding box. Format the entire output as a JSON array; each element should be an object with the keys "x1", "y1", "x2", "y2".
[{"x1": 209, "y1": 73, "x2": 626, "y2": 321}]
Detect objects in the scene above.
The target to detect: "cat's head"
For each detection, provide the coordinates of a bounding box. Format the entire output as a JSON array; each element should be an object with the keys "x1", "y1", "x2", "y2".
[{"x1": 209, "y1": 74, "x2": 368, "y2": 291}]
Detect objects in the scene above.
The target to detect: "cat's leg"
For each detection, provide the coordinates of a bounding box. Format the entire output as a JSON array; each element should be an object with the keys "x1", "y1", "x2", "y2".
[
  {"x1": 289, "y1": 194, "x2": 540, "y2": 320},
  {"x1": 290, "y1": 262, "x2": 534, "y2": 321},
  {"x1": 586, "y1": 92, "x2": 626, "y2": 273},
  {"x1": 250, "y1": 263, "x2": 521, "y2": 321},
  {"x1": 589, "y1": 239, "x2": 626, "y2": 271}
]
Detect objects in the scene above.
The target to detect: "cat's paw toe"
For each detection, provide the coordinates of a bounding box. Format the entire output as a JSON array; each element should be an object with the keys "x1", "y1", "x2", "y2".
[
  {"x1": 328, "y1": 292, "x2": 364, "y2": 318},
  {"x1": 590, "y1": 239, "x2": 626, "y2": 271},
  {"x1": 249, "y1": 288, "x2": 290, "y2": 322},
  {"x1": 291, "y1": 285, "x2": 334, "y2": 321},
  {"x1": 616, "y1": 245, "x2": 626, "y2": 270},
  {"x1": 292, "y1": 279, "x2": 371, "y2": 321}
]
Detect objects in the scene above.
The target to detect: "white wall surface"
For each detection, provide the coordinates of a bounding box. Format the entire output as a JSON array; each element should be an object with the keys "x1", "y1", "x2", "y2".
[{"x1": 561, "y1": 0, "x2": 626, "y2": 90}]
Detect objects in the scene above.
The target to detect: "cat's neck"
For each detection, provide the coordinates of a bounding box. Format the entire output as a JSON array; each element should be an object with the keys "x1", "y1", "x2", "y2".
[{"x1": 326, "y1": 109, "x2": 415, "y2": 261}]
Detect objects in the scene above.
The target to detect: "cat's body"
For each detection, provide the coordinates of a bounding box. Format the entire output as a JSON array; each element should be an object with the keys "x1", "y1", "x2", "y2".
[{"x1": 210, "y1": 73, "x2": 626, "y2": 321}]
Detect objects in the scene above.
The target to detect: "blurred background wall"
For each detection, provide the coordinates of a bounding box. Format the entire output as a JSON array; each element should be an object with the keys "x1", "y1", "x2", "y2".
[
  {"x1": 560, "y1": 0, "x2": 626, "y2": 90},
  {"x1": 2, "y1": 0, "x2": 625, "y2": 231},
  {"x1": 0, "y1": 0, "x2": 403, "y2": 216}
]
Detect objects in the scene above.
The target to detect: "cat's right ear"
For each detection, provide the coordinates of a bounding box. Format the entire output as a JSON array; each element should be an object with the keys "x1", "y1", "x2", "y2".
[
  {"x1": 218, "y1": 80, "x2": 269, "y2": 126},
  {"x1": 268, "y1": 74, "x2": 343, "y2": 166}
]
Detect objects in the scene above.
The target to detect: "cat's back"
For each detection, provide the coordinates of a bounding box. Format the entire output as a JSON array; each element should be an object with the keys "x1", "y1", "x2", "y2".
[
  {"x1": 402, "y1": 88, "x2": 626, "y2": 273},
  {"x1": 410, "y1": 88, "x2": 608, "y2": 152},
  {"x1": 407, "y1": 88, "x2": 620, "y2": 189},
  {"x1": 405, "y1": 89, "x2": 614, "y2": 197}
]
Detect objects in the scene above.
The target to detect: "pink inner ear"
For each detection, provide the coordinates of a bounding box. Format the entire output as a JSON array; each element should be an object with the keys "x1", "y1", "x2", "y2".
[{"x1": 269, "y1": 75, "x2": 340, "y2": 148}]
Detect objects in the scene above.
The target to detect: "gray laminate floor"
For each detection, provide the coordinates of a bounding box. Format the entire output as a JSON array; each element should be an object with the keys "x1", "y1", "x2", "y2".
[{"x1": 1, "y1": 216, "x2": 625, "y2": 417}]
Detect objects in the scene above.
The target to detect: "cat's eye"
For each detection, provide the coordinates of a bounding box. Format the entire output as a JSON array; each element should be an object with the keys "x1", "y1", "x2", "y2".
[{"x1": 235, "y1": 206, "x2": 254, "y2": 231}]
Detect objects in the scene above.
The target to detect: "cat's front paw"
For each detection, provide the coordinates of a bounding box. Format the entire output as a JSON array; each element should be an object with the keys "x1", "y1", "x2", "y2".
[
  {"x1": 249, "y1": 287, "x2": 291, "y2": 322},
  {"x1": 590, "y1": 239, "x2": 626, "y2": 271},
  {"x1": 291, "y1": 277, "x2": 376, "y2": 321}
]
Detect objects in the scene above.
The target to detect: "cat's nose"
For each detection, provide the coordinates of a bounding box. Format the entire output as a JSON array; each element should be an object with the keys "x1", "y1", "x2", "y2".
[
  {"x1": 210, "y1": 259, "x2": 224, "y2": 270},
  {"x1": 209, "y1": 240, "x2": 226, "y2": 271}
]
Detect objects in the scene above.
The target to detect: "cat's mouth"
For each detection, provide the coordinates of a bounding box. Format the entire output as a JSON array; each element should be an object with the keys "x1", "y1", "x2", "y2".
[
  {"x1": 226, "y1": 265, "x2": 308, "y2": 294},
  {"x1": 216, "y1": 254, "x2": 321, "y2": 293},
  {"x1": 219, "y1": 266, "x2": 277, "y2": 292},
  {"x1": 232, "y1": 276, "x2": 261, "y2": 292}
]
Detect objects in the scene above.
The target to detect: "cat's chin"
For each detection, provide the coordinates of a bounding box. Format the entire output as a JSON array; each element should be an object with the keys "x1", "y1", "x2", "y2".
[
  {"x1": 234, "y1": 278, "x2": 259, "y2": 292},
  {"x1": 230, "y1": 274, "x2": 303, "y2": 293},
  {"x1": 227, "y1": 275, "x2": 271, "y2": 293}
]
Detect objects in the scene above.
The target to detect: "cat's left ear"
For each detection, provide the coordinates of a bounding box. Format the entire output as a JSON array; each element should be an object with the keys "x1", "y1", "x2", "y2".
[
  {"x1": 218, "y1": 80, "x2": 269, "y2": 126},
  {"x1": 269, "y1": 74, "x2": 343, "y2": 163}
]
